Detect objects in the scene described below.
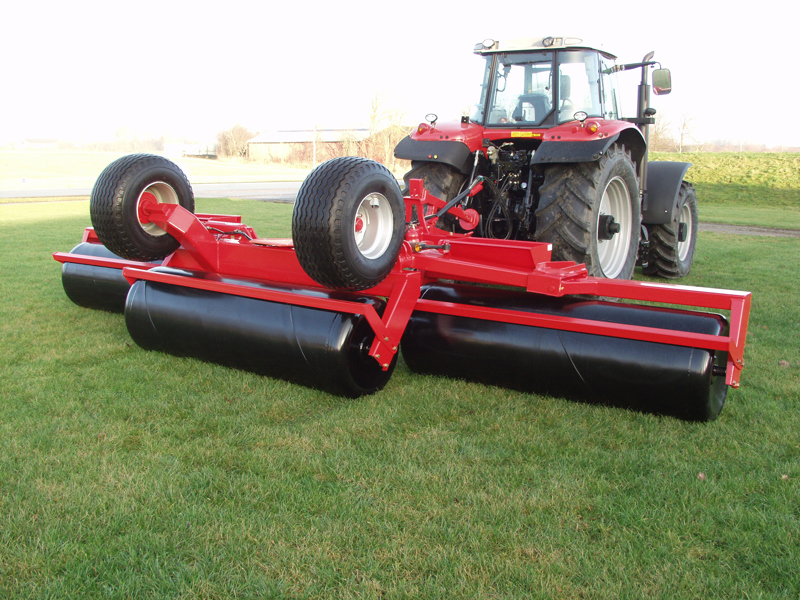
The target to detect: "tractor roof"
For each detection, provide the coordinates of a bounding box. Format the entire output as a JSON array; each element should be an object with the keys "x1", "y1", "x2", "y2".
[{"x1": 474, "y1": 36, "x2": 615, "y2": 59}]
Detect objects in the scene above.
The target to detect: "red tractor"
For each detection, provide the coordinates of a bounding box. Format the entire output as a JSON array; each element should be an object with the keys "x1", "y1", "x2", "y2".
[{"x1": 395, "y1": 36, "x2": 696, "y2": 279}]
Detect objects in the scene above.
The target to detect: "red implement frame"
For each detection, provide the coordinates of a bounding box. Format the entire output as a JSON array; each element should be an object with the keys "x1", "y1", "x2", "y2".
[{"x1": 54, "y1": 180, "x2": 751, "y2": 386}]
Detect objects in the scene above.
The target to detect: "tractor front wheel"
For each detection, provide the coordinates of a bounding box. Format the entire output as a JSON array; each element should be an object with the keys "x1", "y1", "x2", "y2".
[
  {"x1": 90, "y1": 154, "x2": 195, "y2": 262},
  {"x1": 534, "y1": 144, "x2": 640, "y2": 279},
  {"x1": 643, "y1": 182, "x2": 698, "y2": 278},
  {"x1": 293, "y1": 157, "x2": 406, "y2": 291}
]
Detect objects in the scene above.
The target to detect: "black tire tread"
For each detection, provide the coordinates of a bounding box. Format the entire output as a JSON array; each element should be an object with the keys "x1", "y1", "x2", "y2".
[
  {"x1": 90, "y1": 154, "x2": 194, "y2": 261},
  {"x1": 402, "y1": 161, "x2": 467, "y2": 199},
  {"x1": 403, "y1": 162, "x2": 467, "y2": 230},
  {"x1": 643, "y1": 182, "x2": 698, "y2": 279},
  {"x1": 533, "y1": 144, "x2": 640, "y2": 279},
  {"x1": 293, "y1": 157, "x2": 403, "y2": 290}
]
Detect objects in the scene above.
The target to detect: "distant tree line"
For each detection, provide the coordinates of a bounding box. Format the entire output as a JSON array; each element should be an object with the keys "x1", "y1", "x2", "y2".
[
  {"x1": 216, "y1": 124, "x2": 254, "y2": 159},
  {"x1": 648, "y1": 112, "x2": 799, "y2": 153}
]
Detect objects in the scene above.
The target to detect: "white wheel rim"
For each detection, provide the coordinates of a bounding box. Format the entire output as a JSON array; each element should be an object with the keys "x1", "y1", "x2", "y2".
[
  {"x1": 677, "y1": 202, "x2": 693, "y2": 262},
  {"x1": 137, "y1": 182, "x2": 179, "y2": 236},
  {"x1": 353, "y1": 192, "x2": 394, "y2": 259},
  {"x1": 596, "y1": 176, "x2": 632, "y2": 278}
]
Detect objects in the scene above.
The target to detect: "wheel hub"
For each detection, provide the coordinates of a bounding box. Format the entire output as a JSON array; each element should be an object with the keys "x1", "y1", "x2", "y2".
[
  {"x1": 353, "y1": 192, "x2": 394, "y2": 259},
  {"x1": 596, "y1": 176, "x2": 633, "y2": 278},
  {"x1": 677, "y1": 202, "x2": 693, "y2": 262},
  {"x1": 136, "y1": 182, "x2": 180, "y2": 236},
  {"x1": 598, "y1": 215, "x2": 621, "y2": 240}
]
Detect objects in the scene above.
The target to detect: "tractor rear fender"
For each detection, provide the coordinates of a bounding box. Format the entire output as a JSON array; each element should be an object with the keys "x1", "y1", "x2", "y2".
[
  {"x1": 642, "y1": 161, "x2": 692, "y2": 224},
  {"x1": 530, "y1": 129, "x2": 646, "y2": 166},
  {"x1": 394, "y1": 136, "x2": 474, "y2": 175}
]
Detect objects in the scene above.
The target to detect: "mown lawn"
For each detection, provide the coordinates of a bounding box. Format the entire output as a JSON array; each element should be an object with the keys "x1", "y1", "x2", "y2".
[{"x1": 0, "y1": 196, "x2": 798, "y2": 599}]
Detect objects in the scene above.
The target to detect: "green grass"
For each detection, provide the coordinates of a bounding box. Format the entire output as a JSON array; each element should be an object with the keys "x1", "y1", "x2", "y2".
[
  {"x1": 651, "y1": 152, "x2": 800, "y2": 230},
  {"x1": 700, "y1": 205, "x2": 800, "y2": 230},
  {"x1": 1, "y1": 199, "x2": 799, "y2": 598}
]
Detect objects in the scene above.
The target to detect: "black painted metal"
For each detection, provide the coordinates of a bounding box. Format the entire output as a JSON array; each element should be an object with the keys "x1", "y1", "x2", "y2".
[
  {"x1": 124, "y1": 268, "x2": 396, "y2": 397},
  {"x1": 401, "y1": 284, "x2": 729, "y2": 421},
  {"x1": 642, "y1": 161, "x2": 691, "y2": 224},
  {"x1": 61, "y1": 242, "x2": 132, "y2": 313},
  {"x1": 394, "y1": 136, "x2": 474, "y2": 174}
]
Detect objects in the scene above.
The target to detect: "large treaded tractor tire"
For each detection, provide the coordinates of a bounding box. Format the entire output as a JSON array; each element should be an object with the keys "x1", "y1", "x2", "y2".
[
  {"x1": 534, "y1": 144, "x2": 641, "y2": 279},
  {"x1": 293, "y1": 157, "x2": 406, "y2": 291},
  {"x1": 402, "y1": 161, "x2": 467, "y2": 200},
  {"x1": 643, "y1": 182, "x2": 698, "y2": 279},
  {"x1": 90, "y1": 154, "x2": 195, "y2": 262},
  {"x1": 402, "y1": 161, "x2": 468, "y2": 231}
]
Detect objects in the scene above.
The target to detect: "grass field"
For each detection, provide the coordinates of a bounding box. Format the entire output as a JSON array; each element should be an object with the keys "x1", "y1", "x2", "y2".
[
  {"x1": 0, "y1": 151, "x2": 311, "y2": 191},
  {"x1": 1, "y1": 193, "x2": 798, "y2": 598},
  {"x1": 650, "y1": 152, "x2": 800, "y2": 229}
]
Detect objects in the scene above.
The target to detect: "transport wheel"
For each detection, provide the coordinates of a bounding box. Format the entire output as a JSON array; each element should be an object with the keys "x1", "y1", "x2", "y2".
[
  {"x1": 402, "y1": 161, "x2": 468, "y2": 230},
  {"x1": 90, "y1": 154, "x2": 195, "y2": 261},
  {"x1": 534, "y1": 144, "x2": 641, "y2": 279},
  {"x1": 293, "y1": 157, "x2": 405, "y2": 290},
  {"x1": 643, "y1": 182, "x2": 698, "y2": 278}
]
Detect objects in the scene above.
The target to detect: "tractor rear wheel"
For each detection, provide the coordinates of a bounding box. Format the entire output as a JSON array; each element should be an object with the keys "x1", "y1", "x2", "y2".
[
  {"x1": 293, "y1": 157, "x2": 406, "y2": 291},
  {"x1": 534, "y1": 144, "x2": 640, "y2": 279},
  {"x1": 643, "y1": 182, "x2": 698, "y2": 278},
  {"x1": 90, "y1": 154, "x2": 195, "y2": 262},
  {"x1": 402, "y1": 162, "x2": 468, "y2": 230},
  {"x1": 402, "y1": 161, "x2": 467, "y2": 201}
]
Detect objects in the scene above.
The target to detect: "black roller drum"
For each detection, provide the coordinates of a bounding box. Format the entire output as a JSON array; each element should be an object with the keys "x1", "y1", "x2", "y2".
[
  {"x1": 401, "y1": 283, "x2": 729, "y2": 421},
  {"x1": 124, "y1": 267, "x2": 396, "y2": 397},
  {"x1": 61, "y1": 242, "x2": 139, "y2": 313}
]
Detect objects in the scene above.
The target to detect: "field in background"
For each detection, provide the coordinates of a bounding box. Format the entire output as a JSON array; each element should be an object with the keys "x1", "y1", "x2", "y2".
[
  {"x1": 0, "y1": 151, "x2": 312, "y2": 191},
  {"x1": 2, "y1": 150, "x2": 799, "y2": 207},
  {"x1": 1, "y1": 196, "x2": 798, "y2": 598}
]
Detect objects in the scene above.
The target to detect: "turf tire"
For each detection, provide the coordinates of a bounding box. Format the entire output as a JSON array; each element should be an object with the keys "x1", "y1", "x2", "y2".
[
  {"x1": 90, "y1": 154, "x2": 194, "y2": 261},
  {"x1": 292, "y1": 157, "x2": 405, "y2": 290}
]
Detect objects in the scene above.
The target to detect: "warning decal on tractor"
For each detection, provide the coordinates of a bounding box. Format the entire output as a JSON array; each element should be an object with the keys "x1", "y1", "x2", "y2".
[{"x1": 511, "y1": 131, "x2": 542, "y2": 138}]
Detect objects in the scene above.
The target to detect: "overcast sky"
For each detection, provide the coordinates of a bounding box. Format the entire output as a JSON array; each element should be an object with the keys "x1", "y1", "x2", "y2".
[{"x1": 2, "y1": 0, "x2": 797, "y2": 148}]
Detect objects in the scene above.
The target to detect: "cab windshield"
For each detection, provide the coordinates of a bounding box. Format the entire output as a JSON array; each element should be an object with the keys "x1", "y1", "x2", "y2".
[
  {"x1": 472, "y1": 52, "x2": 555, "y2": 126},
  {"x1": 557, "y1": 50, "x2": 604, "y2": 122},
  {"x1": 471, "y1": 49, "x2": 618, "y2": 127}
]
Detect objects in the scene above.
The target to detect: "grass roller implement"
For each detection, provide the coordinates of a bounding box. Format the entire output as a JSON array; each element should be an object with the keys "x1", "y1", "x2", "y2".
[{"x1": 54, "y1": 153, "x2": 751, "y2": 421}]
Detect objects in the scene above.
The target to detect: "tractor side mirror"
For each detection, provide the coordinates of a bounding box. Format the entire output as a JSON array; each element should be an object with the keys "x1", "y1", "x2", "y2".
[{"x1": 652, "y1": 69, "x2": 672, "y2": 95}]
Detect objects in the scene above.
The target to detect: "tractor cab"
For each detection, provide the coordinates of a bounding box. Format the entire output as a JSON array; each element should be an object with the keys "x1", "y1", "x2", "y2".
[{"x1": 471, "y1": 37, "x2": 622, "y2": 129}]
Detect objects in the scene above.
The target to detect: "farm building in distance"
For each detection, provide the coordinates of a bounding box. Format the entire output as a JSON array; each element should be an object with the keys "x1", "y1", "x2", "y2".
[{"x1": 247, "y1": 129, "x2": 370, "y2": 163}]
